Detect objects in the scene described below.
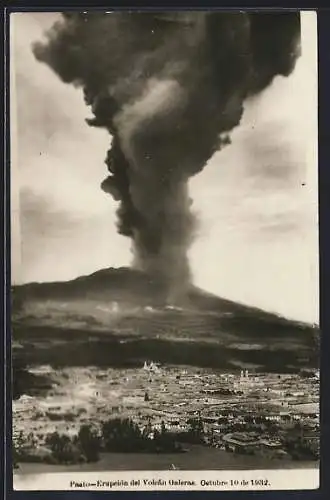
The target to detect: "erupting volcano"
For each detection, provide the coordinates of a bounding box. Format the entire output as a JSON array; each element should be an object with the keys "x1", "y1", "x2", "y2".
[{"x1": 33, "y1": 11, "x2": 301, "y2": 302}]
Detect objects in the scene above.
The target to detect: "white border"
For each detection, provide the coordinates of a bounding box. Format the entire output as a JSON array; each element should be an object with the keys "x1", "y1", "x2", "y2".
[
  {"x1": 13, "y1": 468, "x2": 320, "y2": 491},
  {"x1": 10, "y1": 9, "x2": 319, "y2": 493}
]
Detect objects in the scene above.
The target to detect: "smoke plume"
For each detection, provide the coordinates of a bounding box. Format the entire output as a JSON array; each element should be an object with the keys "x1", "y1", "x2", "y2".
[{"x1": 33, "y1": 11, "x2": 301, "y2": 301}]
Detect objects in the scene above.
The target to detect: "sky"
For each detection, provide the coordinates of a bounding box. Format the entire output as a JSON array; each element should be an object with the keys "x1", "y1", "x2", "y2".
[{"x1": 10, "y1": 12, "x2": 319, "y2": 324}]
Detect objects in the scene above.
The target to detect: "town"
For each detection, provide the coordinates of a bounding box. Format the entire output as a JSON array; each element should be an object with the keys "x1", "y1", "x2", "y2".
[{"x1": 13, "y1": 363, "x2": 319, "y2": 465}]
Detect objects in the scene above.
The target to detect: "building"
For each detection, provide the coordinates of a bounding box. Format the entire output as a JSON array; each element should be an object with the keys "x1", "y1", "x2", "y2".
[
  {"x1": 143, "y1": 361, "x2": 160, "y2": 373},
  {"x1": 223, "y1": 433, "x2": 261, "y2": 454},
  {"x1": 222, "y1": 432, "x2": 283, "y2": 455}
]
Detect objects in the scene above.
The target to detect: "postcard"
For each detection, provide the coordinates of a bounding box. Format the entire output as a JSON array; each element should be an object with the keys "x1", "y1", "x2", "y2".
[{"x1": 10, "y1": 9, "x2": 319, "y2": 491}]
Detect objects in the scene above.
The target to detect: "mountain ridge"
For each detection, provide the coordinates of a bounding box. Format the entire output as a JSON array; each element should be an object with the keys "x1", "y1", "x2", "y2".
[
  {"x1": 11, "y1": 266, "x2": 319, "y2": 373},
  {"x1": 12, "y1": 266, "x2": 316, "y2": 330}
]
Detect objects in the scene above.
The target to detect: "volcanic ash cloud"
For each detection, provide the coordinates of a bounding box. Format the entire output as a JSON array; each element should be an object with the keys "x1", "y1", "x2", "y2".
[{"x1": 33, "y1": 11, "x2": 301, "y2": 301}]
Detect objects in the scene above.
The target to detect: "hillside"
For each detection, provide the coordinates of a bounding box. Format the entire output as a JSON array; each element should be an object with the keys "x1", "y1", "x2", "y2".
[{"x1": 11, "y1": 267, "x2": 319, "y2": 374}]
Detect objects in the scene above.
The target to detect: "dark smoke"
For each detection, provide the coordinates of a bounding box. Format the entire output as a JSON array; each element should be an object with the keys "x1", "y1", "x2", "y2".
[{"x1": 33, "y1": 11, "x2": 301, "y2": 301}]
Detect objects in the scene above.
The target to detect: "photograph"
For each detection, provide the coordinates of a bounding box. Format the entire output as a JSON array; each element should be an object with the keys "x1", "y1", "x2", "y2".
[{"x1": 10, "y1": 9, "x2": 319, "y2": 491}]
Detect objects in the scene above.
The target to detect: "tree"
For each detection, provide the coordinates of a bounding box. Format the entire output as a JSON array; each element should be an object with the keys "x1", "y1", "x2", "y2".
[
  {"x1": 77, "y1": 425, "x2": 101, "y2": 462},
  {"x1": 101, "y1": 418, "x2": 143, "y2": 452},
  {"x1": 187, "y1": 417, "x2": 205, "y2": 443},
  {"x1": 161, "y1": 421, "x2": 167, "y2": 436},
  {"x1": 45, "y1": 432, "x2": 80, "y2": 464}
]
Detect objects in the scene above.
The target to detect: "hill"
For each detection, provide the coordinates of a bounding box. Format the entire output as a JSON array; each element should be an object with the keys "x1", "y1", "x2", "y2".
[{"x1": 11, "y1": 267, "x2": 319, "y2": 374}]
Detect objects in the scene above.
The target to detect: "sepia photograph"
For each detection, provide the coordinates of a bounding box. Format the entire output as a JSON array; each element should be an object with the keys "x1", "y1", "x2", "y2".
[{"x1": 10, "y1": 9, "x2": 319, "y2": 491}]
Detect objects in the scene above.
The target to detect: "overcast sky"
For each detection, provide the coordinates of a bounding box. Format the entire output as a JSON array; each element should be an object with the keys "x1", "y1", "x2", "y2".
[{"x1": 10, "y1": 12, "x2": 318, "y2": 324}]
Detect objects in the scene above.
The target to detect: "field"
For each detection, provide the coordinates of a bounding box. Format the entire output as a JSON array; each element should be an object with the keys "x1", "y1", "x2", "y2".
[{"x1": 17, "y1": 445, "x2": 318, "y2": 474}]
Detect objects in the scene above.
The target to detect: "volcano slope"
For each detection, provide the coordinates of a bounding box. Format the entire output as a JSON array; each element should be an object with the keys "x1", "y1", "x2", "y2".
[{"x1": 12, "y1": 267, "x2": 319, "y2": 383}]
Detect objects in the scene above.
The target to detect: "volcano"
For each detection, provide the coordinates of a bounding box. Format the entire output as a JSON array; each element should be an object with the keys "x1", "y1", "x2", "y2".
[
  {"x1": 12, "y1": 268, "x2": 319, "y2": 388},
  {"x1": 12, "y1": 267, "x2": 319, "y2": 380}
]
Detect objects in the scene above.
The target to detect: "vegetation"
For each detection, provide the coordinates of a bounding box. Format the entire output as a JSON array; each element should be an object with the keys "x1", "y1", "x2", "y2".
[
  {"x1": 282, "y1": 424, "x2": 320, "y2": 460},
  {"x1": 101, "y1": 417, "x2": 184, "y2": 453},
  {"x1": 77, "y1": 425, "x2": 101, "y2": 462},
  {"x1": 13, "y1": 418, "x2": 186, "y2": 466},
  {"x1": 45, "y1": 432, "x2": 82, "y2": 464},
  {"x1": 13, "y1": 431, "x2": 53, "y2": 465},
  {"x1": 13, "y1": 412, "x2": 320, "y2": 467},
  {"x1": 177, "y1": 417, "x2": 205, "y2": 444},
  {"x1": 44, "y1": 425, "x2": 102, "y2": 464}
]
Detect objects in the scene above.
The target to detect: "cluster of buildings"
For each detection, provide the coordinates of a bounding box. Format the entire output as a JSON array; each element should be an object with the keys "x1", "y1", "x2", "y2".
[
  {"x1": 12, "y1": 363, "x2": 320, "y2": 461},
  {"x1": 127, "y1": 364, "x2": 320, "y2": 459}
]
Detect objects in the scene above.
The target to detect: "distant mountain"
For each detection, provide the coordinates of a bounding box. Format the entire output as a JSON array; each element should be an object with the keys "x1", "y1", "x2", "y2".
[{"x1": 11, "y1": 267, "x2": 319, "y2": 373}]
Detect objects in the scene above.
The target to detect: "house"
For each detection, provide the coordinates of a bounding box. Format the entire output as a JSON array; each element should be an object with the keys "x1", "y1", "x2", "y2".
[{"x1": 223, "y1": 433, "x2": 261, "y2": 454}]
